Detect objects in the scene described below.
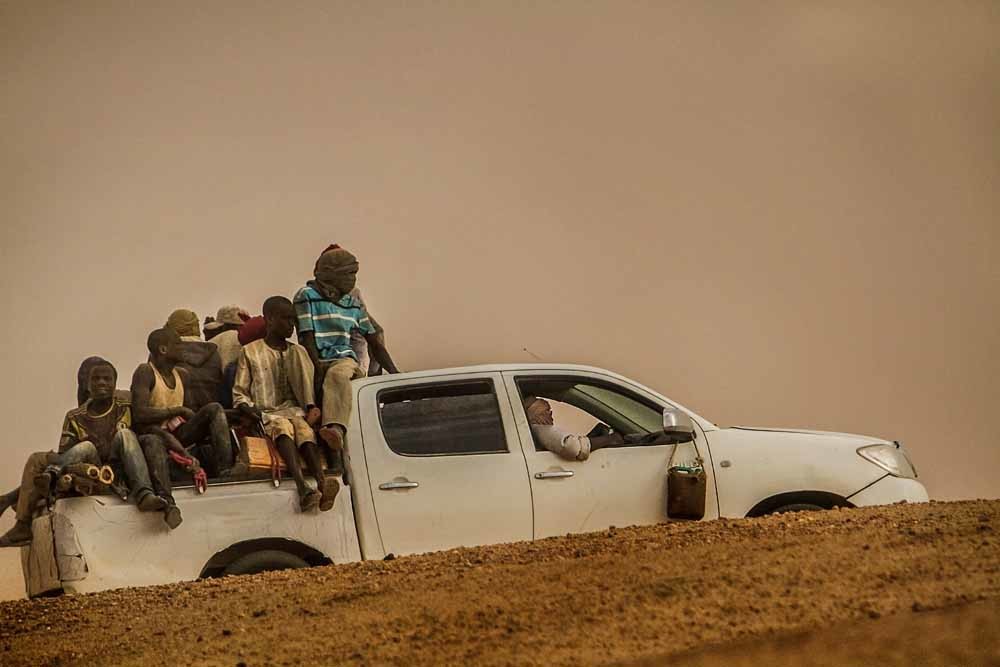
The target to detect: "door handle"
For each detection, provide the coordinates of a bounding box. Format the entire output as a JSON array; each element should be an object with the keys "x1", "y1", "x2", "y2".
[
  {"x1": 379, "y1": 480, "x2": 419, "y2": 490},
  {"x1": 535, "y1": 470, "x2": 574, "y2": 480}
]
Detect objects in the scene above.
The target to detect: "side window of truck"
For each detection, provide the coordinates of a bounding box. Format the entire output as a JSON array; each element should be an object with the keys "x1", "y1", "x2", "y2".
[
  {"x1": 378, "y1": 380, "x2": 508, "y2": 456},
  {"x1": 516, "y1": 376, "x2": 664, "y2": 450}
]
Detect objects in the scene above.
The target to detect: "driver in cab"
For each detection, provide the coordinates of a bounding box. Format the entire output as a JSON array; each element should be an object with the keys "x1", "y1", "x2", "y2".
[
  {"x1": 524, "y1": 395, "x2": 682, "y2": 461},
  {"x1": 523, "y1": 395, "x2": 625, "y2": 461}
]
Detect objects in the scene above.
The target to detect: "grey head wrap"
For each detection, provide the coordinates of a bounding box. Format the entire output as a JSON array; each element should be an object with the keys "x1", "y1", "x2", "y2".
[{"x1": 309, "y1": 248, "x2": 359, "y2": 301}]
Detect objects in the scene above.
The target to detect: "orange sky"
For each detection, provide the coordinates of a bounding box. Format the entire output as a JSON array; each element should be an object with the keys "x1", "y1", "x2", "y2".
[{"x1": 1, "y1": 1, "x2": 997, "y2": 599}]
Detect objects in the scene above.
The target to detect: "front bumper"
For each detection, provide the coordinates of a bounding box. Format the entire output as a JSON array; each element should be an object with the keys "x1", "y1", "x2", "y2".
[{"x1": 848, "y1": 475, "x2": 930, "y2": 507}]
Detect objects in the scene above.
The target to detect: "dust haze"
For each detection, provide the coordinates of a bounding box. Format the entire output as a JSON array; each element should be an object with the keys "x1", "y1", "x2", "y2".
[{"x1": 1, "y1": 2, "x2": 997, "y2": 600}]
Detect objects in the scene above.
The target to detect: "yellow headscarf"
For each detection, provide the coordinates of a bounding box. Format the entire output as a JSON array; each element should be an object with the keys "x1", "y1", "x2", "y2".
[{"x1": 165, "y1": 309, "x2": 201, "y2": 339}]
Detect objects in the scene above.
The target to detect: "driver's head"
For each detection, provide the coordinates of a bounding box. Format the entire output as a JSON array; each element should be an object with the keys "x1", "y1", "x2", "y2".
[{"x1": 523, "y1": 396, "x2": 554, "y2": 426}]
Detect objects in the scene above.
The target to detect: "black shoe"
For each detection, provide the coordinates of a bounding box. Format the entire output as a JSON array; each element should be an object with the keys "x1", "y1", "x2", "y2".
[
  {"x1": 0, "y1": 521, "x2": 32, "y2": 548},
  {"x1": 163, "y1": 504, "x2": 183, "y2": 530},
  {"x1": 137, "y1": 491, "x2": 168, "y2": 512}
]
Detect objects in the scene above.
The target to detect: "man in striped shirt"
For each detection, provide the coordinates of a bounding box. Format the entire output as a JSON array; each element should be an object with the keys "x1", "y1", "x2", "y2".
[{"x1": 294, "y1": 247, "x2": 399, "y2": 453}]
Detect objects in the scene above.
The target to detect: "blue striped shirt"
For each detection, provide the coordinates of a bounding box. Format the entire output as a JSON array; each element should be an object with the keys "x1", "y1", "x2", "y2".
[{"x1": 293, "y1": 286, "x2": 376, "y2": 362}]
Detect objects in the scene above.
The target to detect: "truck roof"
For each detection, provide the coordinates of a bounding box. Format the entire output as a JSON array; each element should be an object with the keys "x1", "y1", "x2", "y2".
[
  {"x1": 353, "y1": 362, "x2": 627, "y2": 388},
  {"x1": 354, "y1": 363, "x2": 716, "y2": 430}
]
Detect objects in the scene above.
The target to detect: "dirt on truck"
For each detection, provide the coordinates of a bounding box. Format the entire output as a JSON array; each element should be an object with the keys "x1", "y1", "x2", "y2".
[{"x1": 1, "y1": 499, "x2": 998, "y2": 666}]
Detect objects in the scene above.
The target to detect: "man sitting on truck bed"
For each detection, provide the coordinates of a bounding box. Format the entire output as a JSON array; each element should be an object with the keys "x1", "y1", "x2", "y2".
[
  {"x1": 294, "y1": 247, "x2": 399, "y2": 453},
  {"x1": 0, "y1": 360, "x2": 165, "y2": 547},
  {"x1": 164, "y1": 308, "x2": 227, "y2": 409},
  {"x1": 312, "y1": 243, "x2": 389, "y2": 376},
  {"x1": 0, "y1": 356, "x2": 127, "y2": 520},
  {"x1": 131, "y1": 327, "x2": 238, "y2": 528},
  {"x1": 234, "y1": 296, "x2": 339, "y2": 512}
]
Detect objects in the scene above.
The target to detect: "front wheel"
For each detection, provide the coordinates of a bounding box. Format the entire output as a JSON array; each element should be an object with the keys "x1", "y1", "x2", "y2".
[{"x1": 222, "y1": 550, "x2": 310, "y2": 576}]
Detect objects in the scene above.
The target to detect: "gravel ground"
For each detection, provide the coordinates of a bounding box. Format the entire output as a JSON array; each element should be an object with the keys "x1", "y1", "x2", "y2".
[
  {"x1": 629, "y1": 597, "x2": 1000, "y2": 667},
  {"x1": 0, "y1": 499, "x2": 997, "y2": 666}
]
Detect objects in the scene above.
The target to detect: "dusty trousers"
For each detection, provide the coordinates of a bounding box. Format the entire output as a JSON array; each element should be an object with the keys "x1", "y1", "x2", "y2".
[
  {"x1": 172, "y1": 402, "x2": 234, "y2": 476},
  {"x1": 14, "y1": 431, "x2": 154, "y2": 522},
  {"x1": 139, "y1": 434, "x2": 176, "y2": 504},
  {"x1": 319, "y1": 358, "x2": 364, "y2": 430},
  {"x1": 107, "y1": 430, "x2": 157, "y2": 501},
  {"x1": 15, "y1": 443, "x2": 97, "y2": 522}
]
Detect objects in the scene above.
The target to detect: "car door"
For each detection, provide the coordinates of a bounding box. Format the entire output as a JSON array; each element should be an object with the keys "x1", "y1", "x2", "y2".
[
  {"x1": 358, "y1": 372, "x2": 533, "y2": 556},
  {"x1": 503, "y1": 370, "x2": 719, "y2": 539}
]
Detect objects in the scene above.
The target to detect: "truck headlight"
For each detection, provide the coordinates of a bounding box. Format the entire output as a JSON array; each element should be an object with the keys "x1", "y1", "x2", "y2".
[{"x1": 857, "y1": 443, "x2": 917, "y2": 479}]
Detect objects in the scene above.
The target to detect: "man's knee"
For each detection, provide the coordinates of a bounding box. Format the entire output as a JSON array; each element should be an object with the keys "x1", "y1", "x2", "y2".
[
  {"x1": 114, "y1": 429, "x2": 141, "y2": 453},
  {"x1": 25, "y1": 451, "x2": 52, "y2": 473},
  {"x1": 324, "y1": 362, "x2": 357, "y2": 384},
  {"x1": 65, "y1": 441, "x2": 99, "y2": 462},
  {"x1": 266, "y1": 417, "x2": 295, "y2": 441},
  {"x1": 201, "y1": 402, "x2": 225, "y2": 418},
  {"x1": 139, "y1": 434, "x2": 166, "y2": 456}
]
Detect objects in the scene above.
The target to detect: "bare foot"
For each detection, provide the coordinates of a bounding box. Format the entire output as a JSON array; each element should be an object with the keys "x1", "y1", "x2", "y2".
[{"x1": 318, "y1": 426, "x2": 344, "y2": 452}]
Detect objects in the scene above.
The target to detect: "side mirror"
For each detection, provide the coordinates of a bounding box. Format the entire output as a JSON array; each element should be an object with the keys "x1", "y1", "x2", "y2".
[{"x1": 663, "y1": 407, "x2": 696, "y2": 442}]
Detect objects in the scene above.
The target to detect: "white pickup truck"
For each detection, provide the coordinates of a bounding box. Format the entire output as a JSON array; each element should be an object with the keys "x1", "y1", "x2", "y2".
[{"x1": 21, "y1": 363, "x2": 928, "y2": 598}]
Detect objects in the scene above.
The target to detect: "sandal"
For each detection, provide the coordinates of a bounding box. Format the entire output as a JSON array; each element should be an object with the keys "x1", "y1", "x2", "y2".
[
  {"x1": 300, "y1": 489, "x2": 321, "y2": 512},
  {"x1": 319, "y1": 478, "x2": 340, "y2": 512}
]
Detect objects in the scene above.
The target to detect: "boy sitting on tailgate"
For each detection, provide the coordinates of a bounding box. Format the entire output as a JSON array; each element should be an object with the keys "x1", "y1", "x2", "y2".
[{"x1": 233, "y1": 296, "x2": 338, "y2": 513}]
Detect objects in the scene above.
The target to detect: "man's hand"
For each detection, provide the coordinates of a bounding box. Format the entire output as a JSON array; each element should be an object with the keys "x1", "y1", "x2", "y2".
[
  {"x1": 172, "y1": 406, "x2": 196, "y2": 420},
  {"x1": 305, "y1": 406, "x2": 321, "y2": 427},
  {"x1": 237, "y1": 403, "x2": 261, "y2": 419}
]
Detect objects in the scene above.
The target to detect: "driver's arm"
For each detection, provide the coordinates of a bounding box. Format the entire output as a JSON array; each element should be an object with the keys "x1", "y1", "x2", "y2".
[
  {"x1": 532, "y1": 424, "x2": 622, "y2": 461},
  {"x1": 589, "y1": 433, "x2": 625, "y2": 452}
]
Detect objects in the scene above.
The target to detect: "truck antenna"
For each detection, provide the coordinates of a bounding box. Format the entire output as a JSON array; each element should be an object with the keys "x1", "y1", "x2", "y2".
[{"x1": 522, "y1": 347, "x2": 545, "y2": 361}]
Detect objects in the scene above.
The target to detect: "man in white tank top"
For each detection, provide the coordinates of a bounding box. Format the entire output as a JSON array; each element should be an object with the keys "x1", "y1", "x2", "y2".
[{"x1": 130, "y1": 328, "x2": 238, "y2": 528}]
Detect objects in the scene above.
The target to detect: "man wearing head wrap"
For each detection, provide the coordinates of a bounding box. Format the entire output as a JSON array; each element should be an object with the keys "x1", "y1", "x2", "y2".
[
  {"x1": 0, "y1": 360, "x2": 164, "y2": 547},
  {"x1": 166, "y1": 309, "x2": 201, "y2": 340},
  {"x1": 311, "y1": 244, "x2": 388, "y2": 376},
  {"x1": 164, "y1": 308, "x2": 226, "y2": 409},
  {"x1": 523, "y1": 396, "x2": 626, "y2": 462},
  {"x1": 294, "y1": 247, "x2": 400, "y2": 456}
]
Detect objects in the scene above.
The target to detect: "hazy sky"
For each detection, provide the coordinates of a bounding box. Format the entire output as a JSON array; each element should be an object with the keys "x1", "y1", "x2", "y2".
[{"x1": 1, "y1": 2, "x2": 997, "y2": 599}]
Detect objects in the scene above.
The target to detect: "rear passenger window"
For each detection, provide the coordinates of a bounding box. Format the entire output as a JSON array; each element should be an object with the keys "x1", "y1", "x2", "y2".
[{"x1": 378, "y1": 380, "x2": 508, "y2": 456}]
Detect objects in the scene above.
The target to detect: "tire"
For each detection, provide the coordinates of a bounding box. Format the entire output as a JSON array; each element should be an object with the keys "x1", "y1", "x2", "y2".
[
  {"x1": 222, "y1": 550, "x2": 310, "y2": 576},
  {"x1": 770, "y1": 503, "x2": 826, "y2": 514}
]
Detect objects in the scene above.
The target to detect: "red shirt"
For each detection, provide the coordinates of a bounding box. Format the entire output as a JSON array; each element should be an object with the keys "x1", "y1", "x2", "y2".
[{"x1": 238, "y1": 316, "x2": 267, "y2": 346}]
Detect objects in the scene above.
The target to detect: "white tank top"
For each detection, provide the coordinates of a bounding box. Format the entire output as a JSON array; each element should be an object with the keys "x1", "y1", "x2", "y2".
[{"x1": 149, "y1": 365, "x2": 184, "y2": 409}]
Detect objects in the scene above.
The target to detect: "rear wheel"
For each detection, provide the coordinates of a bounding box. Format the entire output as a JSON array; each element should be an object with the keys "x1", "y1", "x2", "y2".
[
  {"x1": 771, "y1": 503, "x2": 825, "y2": 514},
  {"x1": 222, "y1": 550, "x2": 310, "y2": 576}
]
